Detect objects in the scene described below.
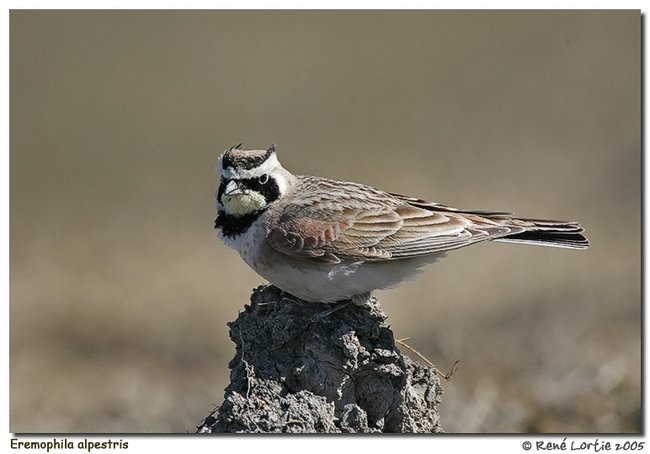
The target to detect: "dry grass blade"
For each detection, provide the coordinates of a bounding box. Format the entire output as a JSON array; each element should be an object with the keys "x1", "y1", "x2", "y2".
[{"x1": 396, "y1": 337, "x2": 460, "y2": 381}]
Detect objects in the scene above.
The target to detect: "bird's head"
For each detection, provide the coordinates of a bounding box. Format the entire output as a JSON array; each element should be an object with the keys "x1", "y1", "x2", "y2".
[{"x1": 216, "y1": 144, "x2": 289, "y2": 216}]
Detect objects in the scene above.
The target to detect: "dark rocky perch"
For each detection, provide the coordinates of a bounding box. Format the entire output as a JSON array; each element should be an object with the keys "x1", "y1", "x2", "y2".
[{"x1": 197, "y1": 285, "x2": 443, "y2": 433}]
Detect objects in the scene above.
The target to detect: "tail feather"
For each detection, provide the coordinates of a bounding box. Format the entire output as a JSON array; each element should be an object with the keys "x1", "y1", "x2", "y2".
[
  {"x1": 393, "y1": 191, "x2": 590, "y2": 251},
  {"x1": 494, "y1": 219, "x2": 589, "y2": 250}
]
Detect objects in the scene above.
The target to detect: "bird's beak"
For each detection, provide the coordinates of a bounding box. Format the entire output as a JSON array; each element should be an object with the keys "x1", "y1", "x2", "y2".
[{"x1": 224, "y1": 179, "x2": 243, "y2": 196}]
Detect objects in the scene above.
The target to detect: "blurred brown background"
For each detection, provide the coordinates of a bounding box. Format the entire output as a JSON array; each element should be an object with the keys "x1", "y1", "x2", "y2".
[{"x1": 10, "y1": 10, "x2": 640, "y2": 433}]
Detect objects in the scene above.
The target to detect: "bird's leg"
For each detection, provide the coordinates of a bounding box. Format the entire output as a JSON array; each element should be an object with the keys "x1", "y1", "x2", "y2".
[
  {"x1": 308, "y1": 292, "x2": 372, "y2": 325},
  {"x1": 312, "y1": 300, "x2": 351, "y2": 321}
]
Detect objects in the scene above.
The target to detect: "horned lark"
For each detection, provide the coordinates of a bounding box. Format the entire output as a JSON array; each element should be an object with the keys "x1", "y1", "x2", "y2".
[{"x1": 215, "y1": 144, "x2": 588, "y2": 303}]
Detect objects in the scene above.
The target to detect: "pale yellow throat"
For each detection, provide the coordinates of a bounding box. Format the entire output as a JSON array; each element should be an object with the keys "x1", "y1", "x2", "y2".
[{"x1": 222, "y1": 191, "x2": 267, "y2": 216}]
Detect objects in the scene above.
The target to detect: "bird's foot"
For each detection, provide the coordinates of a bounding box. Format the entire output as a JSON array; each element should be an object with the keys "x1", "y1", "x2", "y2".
[{"x1": 350, "y1": 292, "x2": 372, "y2": 307}]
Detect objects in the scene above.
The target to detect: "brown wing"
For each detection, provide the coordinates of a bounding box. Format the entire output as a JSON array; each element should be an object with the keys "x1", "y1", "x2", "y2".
[
  {"x1": 267, "y1": 207, "x2": 400, "y2": 264},
  {"x1": 267, "y1": 178, "x2": 524, "y2": 264}
]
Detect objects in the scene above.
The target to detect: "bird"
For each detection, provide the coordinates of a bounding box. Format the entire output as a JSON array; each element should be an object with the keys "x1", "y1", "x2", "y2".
[{"x1": 214, "y1": 144, "x2": 589, "y2": 304}]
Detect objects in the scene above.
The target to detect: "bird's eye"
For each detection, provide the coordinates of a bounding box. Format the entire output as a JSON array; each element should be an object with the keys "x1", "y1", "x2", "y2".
[{"x1": 258, "y1": 174, "x2": 269, "y2": 185}]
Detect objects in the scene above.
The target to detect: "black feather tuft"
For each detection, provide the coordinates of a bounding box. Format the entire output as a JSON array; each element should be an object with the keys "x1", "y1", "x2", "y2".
[{"x1": 497, "y1": 230, "x2": 589, "y2": 249}]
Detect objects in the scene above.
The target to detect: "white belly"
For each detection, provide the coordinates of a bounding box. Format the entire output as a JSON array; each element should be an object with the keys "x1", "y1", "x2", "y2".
[
  {"x1": 219, "y1": 220, "x2": 443, "y2": 302},
  {"x1": 261, "y1": 256, "x2": 443, "y2": 302}
]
